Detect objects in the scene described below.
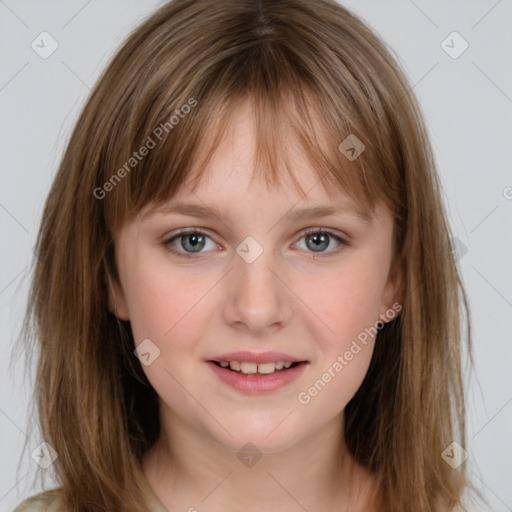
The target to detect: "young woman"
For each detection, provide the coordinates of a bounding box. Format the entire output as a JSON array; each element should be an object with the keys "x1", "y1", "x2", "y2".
[{"x1": 15, "y1": 0, "x2": 477, "y2": 510}]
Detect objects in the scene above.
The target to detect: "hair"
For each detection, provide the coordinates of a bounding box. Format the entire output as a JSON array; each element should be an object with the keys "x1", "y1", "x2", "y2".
[{"x1": 17, "y1": 0, "x2": 478, "y2": 510}]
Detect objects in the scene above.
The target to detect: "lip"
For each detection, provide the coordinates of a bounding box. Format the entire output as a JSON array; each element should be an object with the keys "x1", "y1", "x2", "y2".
[
  {"x1": 207, "y1": 360, "x2": 308, "y2": 394},
  {"x1": 207, "y1": 351, "x2": 307, "y2": 364}
]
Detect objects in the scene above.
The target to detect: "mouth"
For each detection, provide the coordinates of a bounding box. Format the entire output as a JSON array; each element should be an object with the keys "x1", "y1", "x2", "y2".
[
  {"x1": 208, "y1": 360, "x2": 304, "y2": 375},
  {"x1": 206, "y1": 358, "x2": 309, "y2": 394}
]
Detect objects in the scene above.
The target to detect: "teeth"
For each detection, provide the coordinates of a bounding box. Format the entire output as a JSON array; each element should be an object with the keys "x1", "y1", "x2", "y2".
[
  {"x1": 240, "y1": 362, "x2": 257, "y2": 374},
  {"x1": 257, "y1": 362, "x2": 276, "y2": 374},
  {"x1": 218, "y1": 360, "x2": 297, "y2": 374}
]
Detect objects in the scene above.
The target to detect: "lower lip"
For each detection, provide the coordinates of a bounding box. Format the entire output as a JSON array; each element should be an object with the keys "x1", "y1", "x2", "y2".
[{"x1": 206, "y1": 361, "x2": 308, "y2": 394}]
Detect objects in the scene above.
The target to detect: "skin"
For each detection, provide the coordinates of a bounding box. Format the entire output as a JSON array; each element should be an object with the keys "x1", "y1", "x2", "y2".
[{"x1": 110, "y1": 98, "x2": 402, "y2": 511}]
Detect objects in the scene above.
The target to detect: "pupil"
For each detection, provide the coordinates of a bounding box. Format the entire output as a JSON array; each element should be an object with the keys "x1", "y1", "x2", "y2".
[
  {"x1": 308, "y1": 233, "x2": 328, "y2": 252},
  {"x1": 183, "y1": 234, "x2": 204, "y2": 252}
]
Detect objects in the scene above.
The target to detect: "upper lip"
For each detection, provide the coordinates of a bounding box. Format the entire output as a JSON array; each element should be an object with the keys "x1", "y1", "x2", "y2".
[{"x1": 208, "y1": 351, "x2": 308, "y2": 364}]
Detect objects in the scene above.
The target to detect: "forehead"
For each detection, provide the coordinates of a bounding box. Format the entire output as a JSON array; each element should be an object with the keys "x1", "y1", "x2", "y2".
[
  {"x1": 148, "y1": 98, "x2": 371, "y2": 217},
  {"x1": 142, "y1": 156, "x2": 374, "y2": 229}
]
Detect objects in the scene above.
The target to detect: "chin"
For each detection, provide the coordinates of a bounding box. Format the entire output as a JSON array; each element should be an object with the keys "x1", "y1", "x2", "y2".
[{"x1": 208, "y1": 417, "x2": 303, "y2": 454}]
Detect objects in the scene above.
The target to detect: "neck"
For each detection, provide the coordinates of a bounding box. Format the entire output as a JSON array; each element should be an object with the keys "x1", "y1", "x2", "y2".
[{"x1": 142, "y1": 407, "x2": 375, "y2": 511}]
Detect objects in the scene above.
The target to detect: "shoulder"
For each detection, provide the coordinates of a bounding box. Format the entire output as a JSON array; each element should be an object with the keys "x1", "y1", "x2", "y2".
[{"x1": 13, "y1": 488, "x2": 64, "y2": 512}]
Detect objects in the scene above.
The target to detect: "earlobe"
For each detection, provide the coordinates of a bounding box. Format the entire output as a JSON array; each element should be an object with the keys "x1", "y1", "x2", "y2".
[
  {"x1": 379, "y1": 258, "x2": 405, "y2": 323},
  {"x1": 107, "y1": 276, "x2": 130, "y2": 321}
]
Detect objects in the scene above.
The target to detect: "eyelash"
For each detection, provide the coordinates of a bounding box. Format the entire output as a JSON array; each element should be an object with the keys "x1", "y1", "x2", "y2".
[{"x1": 162, "y1": 227, "x2": 350, "y2": 259}]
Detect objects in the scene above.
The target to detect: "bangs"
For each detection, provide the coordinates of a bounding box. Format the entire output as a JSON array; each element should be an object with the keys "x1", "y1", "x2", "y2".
[{"x1": 100, "y1": 22, "x2": 405, "y2": 234}]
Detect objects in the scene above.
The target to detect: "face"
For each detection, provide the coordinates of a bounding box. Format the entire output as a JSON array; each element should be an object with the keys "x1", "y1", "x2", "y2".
[{"x1": 110, "y1": 99, "x2": 401, "y2": 455}]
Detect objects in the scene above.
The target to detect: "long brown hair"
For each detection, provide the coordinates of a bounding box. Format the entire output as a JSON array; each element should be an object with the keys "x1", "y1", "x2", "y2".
[{"x1": 17, "y1": 0, "x2": 476, "y2": 510}]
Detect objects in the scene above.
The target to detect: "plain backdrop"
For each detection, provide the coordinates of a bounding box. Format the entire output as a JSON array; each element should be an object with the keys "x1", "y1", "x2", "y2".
[{"x1": 1, "y1": 1, "x2": 511, "y2": 510}]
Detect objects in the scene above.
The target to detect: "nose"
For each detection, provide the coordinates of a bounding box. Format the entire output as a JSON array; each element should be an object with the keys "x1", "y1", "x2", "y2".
[{"x1": 222, "y1": 241, "x2": 294, "y2": 335}]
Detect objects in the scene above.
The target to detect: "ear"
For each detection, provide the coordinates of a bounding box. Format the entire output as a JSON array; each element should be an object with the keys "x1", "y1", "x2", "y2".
[
  {"x1": 107, "y1": 272, "x2": 130, "y2": 321},
  {"x1": 378, "y1": 254, "x2": 404, "y2": 323}
]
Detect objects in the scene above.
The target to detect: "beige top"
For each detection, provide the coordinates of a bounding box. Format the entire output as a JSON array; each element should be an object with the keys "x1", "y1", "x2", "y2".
[{"x1": 13, "y1": 477, "x2": 167, "y2": 512}]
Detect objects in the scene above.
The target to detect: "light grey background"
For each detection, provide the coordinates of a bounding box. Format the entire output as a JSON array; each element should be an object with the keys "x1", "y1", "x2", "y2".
[{"x1": 1, "y1": 1, "x2": 511, "y2": 510}]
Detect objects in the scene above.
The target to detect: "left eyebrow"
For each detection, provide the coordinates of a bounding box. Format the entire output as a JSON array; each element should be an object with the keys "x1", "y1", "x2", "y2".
[
  {"x1": 282, "y1": 205, "x2": 372, "y2": 224},
  {"x1": 145, "y1": 202, "x2": 372, "y2": 224}
]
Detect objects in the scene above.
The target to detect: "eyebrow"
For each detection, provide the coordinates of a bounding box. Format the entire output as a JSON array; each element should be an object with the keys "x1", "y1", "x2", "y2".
[{"x1": 148, "y1": 202, "x2": 373, "y2": 224}]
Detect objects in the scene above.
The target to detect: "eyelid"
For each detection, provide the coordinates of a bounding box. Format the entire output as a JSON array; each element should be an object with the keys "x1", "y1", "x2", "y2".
[{"x1": 162, "y1": 227, "x2": 219, "y2": 246}]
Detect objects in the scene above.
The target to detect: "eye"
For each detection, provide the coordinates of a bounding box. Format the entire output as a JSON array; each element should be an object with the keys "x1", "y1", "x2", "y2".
[
  {"x1": 162, "y1": 227, "x2": 349, "y2": 259},
  {"x1": 293, "y1": 227, "x2": 348, "y2": 257},
  {"x1": 163, "y1": 229, "x2": 218, "y2": 258}
]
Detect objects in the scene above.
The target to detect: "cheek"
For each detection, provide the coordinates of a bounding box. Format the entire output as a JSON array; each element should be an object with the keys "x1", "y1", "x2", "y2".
[
  {"x1": 297, "y1": 344, "x2": 374, "y2": 421},
  {"x1": 124, "y1": 265, "x2": 215, "y2": 415},
  {"x1": 295, "y1": 273, "x2": 380, "y2": 414},
  {"x1": 123, "y1": 260, "x2": 212, "y2": 348},
  {"x1": 299, "y1": 256, "x2": 387, "y2": 348},
  {"x1": 292, "y1": 255, "x2": 387, "y2": 409}
]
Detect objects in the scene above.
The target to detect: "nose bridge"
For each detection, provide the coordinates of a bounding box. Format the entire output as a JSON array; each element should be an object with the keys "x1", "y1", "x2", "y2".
[{"x1": 223, "y1": 234, "x2": 291, "y2": 332}]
